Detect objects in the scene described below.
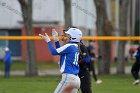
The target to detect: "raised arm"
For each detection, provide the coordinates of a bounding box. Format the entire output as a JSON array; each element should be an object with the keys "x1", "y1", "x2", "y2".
[
  {"x1": 39, "y1": 33, "x2": 59, "y2": 55},
  {"x1": 52, "y1": 29, "x2": 60, "y2": 48}
]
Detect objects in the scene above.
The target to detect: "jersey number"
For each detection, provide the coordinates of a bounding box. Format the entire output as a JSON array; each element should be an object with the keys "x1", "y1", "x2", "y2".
[{"x1": 73, "y1": 52, "x2": 79, "y2": 65}]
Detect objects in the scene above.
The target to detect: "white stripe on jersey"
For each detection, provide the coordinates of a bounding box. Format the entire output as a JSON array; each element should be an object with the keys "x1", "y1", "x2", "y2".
[
  {"x1": 56, "y1": 43, "x2": 78, "y2": 53},
  {"x1": 60, "y1": 55, "x2": 66, "y2": 73}
]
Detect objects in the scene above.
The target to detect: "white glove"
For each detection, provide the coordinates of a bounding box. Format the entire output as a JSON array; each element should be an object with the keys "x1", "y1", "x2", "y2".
[
  {"x1": 52, "y1": 29, "x2": 59, "y2": 42},
  {"x1": 39, "y1": 33, "x2": 50, "y2": 42}
]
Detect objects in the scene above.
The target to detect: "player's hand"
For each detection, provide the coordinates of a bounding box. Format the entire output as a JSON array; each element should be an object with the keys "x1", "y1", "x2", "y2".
[
  {"x1": 52, "y1": 29, "x2": 59, "y2": 42},
  {"x1": 39, "y1": 33, "x2": 50, "y2": 42}
]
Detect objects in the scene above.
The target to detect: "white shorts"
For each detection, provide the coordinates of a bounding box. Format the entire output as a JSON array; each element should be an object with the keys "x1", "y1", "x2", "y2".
[{"x1": 54, "y1": 73, "x2": 81, "y2": 93}]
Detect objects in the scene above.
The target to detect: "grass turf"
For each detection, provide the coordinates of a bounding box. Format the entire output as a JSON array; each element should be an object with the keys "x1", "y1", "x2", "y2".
[
  {"x1": 0, "y1": 61, "x2": 59, "y2": 70},
  {"x1": 0, "y1": 59, "x2": 135, "y2": 71},
  {"x1": 0, "y1": 74, "x2": 139, "y2": 93}
]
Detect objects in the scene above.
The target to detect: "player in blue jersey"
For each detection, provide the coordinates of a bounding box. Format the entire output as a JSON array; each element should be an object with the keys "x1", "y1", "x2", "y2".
[
  {"x1": 3, "y1": 47, "x2": 12, "y2": 78},
  {"x1": 39, "y1": 27, "x2": 82, "y2": 93}
]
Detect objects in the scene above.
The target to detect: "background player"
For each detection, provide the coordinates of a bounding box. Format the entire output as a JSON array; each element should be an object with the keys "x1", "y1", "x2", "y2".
[
  {"x1": 3, "y1": 47, "x2": 12, "y2": 78},
  {"x1": 131, "y1": 45, "x2": 140, "y2": 85},
  {"x1": 87, "y1": 40, "x2": 102, "y2": 84},
  {"x1": 78, "y1": 41, "x2": 92, "y2": 93}
]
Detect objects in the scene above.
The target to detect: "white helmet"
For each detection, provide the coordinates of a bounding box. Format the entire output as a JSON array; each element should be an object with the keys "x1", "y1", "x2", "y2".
[
  {"x1": 5, "y1": 47, "x2": 9, "y2": 51},
  {"x1": 65, "y1": 28, "x2": 82, "y2": 42}
]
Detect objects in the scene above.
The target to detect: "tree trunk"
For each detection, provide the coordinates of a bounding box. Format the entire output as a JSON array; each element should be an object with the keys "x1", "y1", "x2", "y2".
[
  {"x1": 94, "y1": 0, "x2": 112, "y2": 74},
  {"x1": 63, "y1": 0, "x2": 72, "y2": 28},
  {"x1": 117, "y1": 0, "x2": 129, "y2": 74},
  {"x1": 18, "y1": 0, "x2": 38, "y2": 76}
]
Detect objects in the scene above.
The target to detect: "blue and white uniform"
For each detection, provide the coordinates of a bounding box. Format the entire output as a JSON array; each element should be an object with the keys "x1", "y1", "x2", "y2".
[{"x1": 47, "y1": 41, "x2": 80, "y2": 93}]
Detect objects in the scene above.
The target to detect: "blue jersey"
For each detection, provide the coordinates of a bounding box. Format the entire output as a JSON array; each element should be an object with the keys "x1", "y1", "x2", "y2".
[
  {"x1": 133, "y1": 51, "x2": 140, "y2": 62},
  {"x1": 47, "y1": 41, "x2": 79, "y2": 75},
  {"x1": 4, "y1": 51, "x2": 12, "y2": 64}
]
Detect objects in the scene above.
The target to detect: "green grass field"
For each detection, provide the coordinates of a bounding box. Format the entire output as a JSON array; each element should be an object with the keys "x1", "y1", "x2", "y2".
[
  {"x1": 0, "y1": 61, "x2": 59, "y2": 70},
  {"x1": 0, "y1": 74, "x2": 139, "y2": 93},
  {"x1": 0, "y1": 59, "x2": 134, "y2": 71}
]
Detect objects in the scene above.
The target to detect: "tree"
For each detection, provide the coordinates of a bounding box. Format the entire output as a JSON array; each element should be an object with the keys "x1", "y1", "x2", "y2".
[
  {"x1": 134, "y1": 0, "x2": 140, "y2": 44},
  {"x1": 117, "y1": 0, "x2": 130, "y2": 74},
  {"x1": 94, "y1": 0, "x2": 113, "y2": 74},
  {"x1": 63, "y1": 0, "x2": 72, "y2": 28},
  {"x1": 18, "y1": 0, "x2": 38, "y2": 76}
]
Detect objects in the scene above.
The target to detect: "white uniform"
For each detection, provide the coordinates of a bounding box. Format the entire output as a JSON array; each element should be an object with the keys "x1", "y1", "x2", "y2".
[{"x1": 54, "y1": 74, "x2": 80, "y2": 93}]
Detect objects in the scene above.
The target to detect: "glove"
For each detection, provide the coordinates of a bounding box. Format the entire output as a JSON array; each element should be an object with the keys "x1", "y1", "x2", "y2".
[
  {"x1": 83, "y1": 56, "x2": 91, "y2": 63},
  {"x1": 39, "y1": 33, "x2": 50, "y2": 42},
  {"x1": 52, "y1": 29, "x2": 59, "y2": 42}
]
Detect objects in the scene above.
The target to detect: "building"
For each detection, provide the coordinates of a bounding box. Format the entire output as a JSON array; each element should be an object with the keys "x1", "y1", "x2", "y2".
[{"x1": 0, "y1": 0, "x2": 97, "y2": 61}]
